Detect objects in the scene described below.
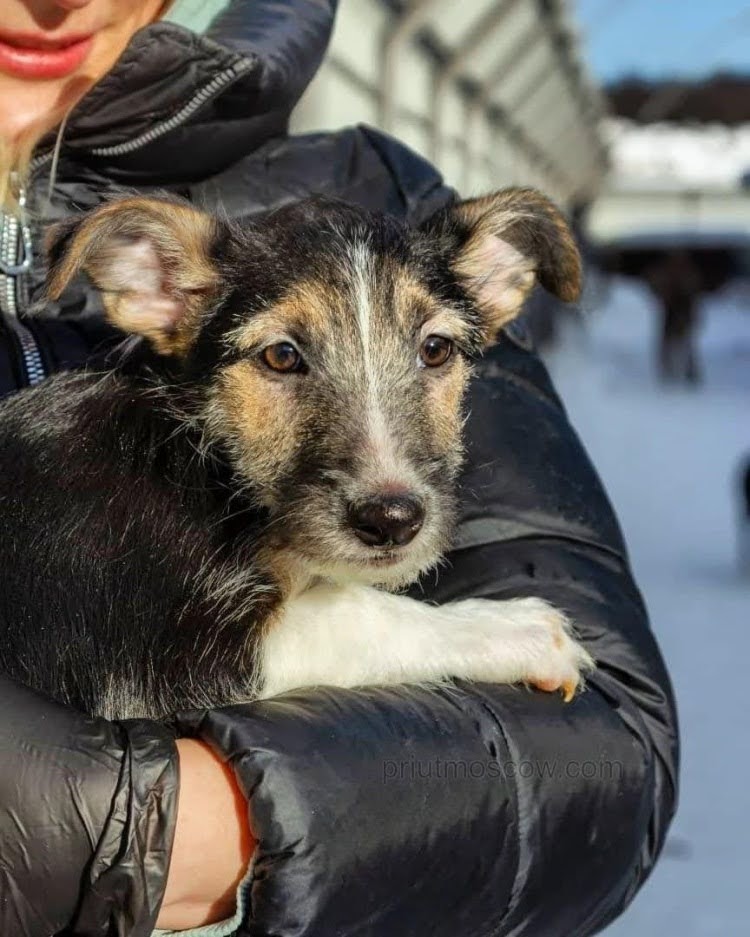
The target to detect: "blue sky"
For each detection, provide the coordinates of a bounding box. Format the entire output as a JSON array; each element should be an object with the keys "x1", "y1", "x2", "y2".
[{"x1": 573, "y1": 0, "x2": 750, "y2": 83}]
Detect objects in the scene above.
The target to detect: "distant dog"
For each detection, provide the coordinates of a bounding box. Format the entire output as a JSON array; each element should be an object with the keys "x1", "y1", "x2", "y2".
[{"x1": 0, "y1": 190, "x2": 593, "y2": 719}]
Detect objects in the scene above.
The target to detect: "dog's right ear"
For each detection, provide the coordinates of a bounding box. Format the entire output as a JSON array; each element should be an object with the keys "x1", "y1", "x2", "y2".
[
  {"x1": 422, "y1": 187, "x2": 582, "y2": 345},
  {"x1": 46, "y1": 197, "x2": 220, "y2": 357}
]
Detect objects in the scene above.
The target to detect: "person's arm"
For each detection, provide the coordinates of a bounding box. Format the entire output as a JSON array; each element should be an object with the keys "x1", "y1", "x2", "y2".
[
  {"x1": 157, "y1": 740, "x2": 254, "y2": 931},
  {"x1": 0, "y1": 677, "x2": 257, "y2": 937},
  {"x1": 1, "y1": 320, "x2": 244, "y2": 936},
  {"x1": 0, "y1": 338, "x2": 676, "y2": 937},
  {"x1": 168, "y1": 334, "x2": 677, "y2": 936},
  {"x1": 0, "y1": 674, "x2": 178, "y2": 937}
]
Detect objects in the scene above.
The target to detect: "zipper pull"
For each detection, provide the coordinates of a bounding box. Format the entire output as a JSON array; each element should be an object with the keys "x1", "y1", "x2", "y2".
[{"x1": 0, "y1": 176, "x2": 33, "y2": 276}]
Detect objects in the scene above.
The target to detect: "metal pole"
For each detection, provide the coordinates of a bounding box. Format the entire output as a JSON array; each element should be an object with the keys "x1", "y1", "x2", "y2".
[
  {"x1": 429, "y1": 0, "x2": 523, "y2": 163},
  {"x1": 379, "y1": 0, "x2": 443, "y2": 132},
  {"x1": 461, "y1": 95, "x2": 481, "y2": 193},
  {"x1": 490, "y1": 105, "x2": 567, "y2": 191},
  {"x1": 478, "y1": 20, "x2": 545, "y2": 107},
  {"x1": 505, "y1": 61, "x2": 556, "y2": 119},
  {"x1": 457, "y1": 21, "x2": 545, "y2": 186}
]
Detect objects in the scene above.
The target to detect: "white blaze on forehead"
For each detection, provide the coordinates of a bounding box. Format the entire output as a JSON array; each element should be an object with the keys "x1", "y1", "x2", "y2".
[
  {"x1": 349, "y1": 240, "x2": 414, "y2": 488},
  {"x1": 350, "y1": 239, "x2": 374, "y2": 373}
]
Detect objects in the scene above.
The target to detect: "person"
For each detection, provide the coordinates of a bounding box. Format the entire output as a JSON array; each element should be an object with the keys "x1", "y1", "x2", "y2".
[
  {"x1": 738, "y1": 454, "x2": 750, "y2": 577},
  {"x1": 648, "y1": 249, "x2": 703, "y2": 385},
  {"x1": 0, "y1": 2, "x2": 678, "y2": 936}
]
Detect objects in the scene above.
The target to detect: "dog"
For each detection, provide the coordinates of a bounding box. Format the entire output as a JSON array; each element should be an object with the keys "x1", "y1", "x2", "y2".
[{"x1": 0, "y1": 189, "x2": 593, "y2": 720}]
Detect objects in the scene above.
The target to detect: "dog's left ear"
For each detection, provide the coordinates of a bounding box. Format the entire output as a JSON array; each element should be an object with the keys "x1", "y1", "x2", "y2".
[
  {"x1": 425, "y1": 187, "x2": 582, "y2": 342},
  {"x1": 46, "y1": 197, "x2": 220, "y2": 357}
]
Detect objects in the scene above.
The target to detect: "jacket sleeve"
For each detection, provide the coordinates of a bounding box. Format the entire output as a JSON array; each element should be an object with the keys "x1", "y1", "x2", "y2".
[
  {"x1": 0, "y1": 674, "x2": 178, "y2": 937},
  {"x1": 0, "y1": 332, "x2": 677, "y2": 937},
  {"x1": 1, "y1": 140, "x2": 676, "y2": 934},
  {"x1": 175, "y1": 336, "x2": 678, "y2": 937},
  {"x1": 0, "y1": 312, "x2": 175, "y2": 933}
]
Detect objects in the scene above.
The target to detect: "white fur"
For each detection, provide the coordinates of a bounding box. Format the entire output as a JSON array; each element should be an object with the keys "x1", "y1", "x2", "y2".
[
  {"x1": 258, "y1": 583, "x2": 594, "y2": 699},
  {"x1": 255, "y1": 242, "x2": 592, "y2": 702},
  {"x1": 349, "y1": 242, "x2": 416, "y2": 489}
]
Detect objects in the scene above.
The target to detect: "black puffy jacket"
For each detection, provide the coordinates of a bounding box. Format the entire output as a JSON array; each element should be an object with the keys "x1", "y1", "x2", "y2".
[{"x1": 0, "y1": 2, "x2": 678, "y2": 935}]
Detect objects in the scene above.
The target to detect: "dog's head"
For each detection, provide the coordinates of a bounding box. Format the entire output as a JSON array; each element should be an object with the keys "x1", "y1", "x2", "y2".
[{"x1": 47, "y1": 190, "x2": 580, "y2": 587}]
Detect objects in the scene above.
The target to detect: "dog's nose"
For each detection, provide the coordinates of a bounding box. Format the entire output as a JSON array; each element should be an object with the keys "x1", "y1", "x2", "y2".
[{"x1": 348, "y1": 495, "x2": 425, "y2": 548}]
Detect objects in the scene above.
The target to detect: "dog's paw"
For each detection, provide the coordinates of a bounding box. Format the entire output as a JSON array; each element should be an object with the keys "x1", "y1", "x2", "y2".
[
  {"x1": 516, "y1": 599, "x2": 594, "y2": 702},
  {"x1": 449, "y1": 596, "x2": 595, "y2": 701}
]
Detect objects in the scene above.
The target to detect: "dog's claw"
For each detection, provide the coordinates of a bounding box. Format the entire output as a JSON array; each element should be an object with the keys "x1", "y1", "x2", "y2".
[
  {"x1": 520, "y1": 603, "x2": 592, "y2": 703},
  {"x1": 561, "y1": 679, "x2": 577, "y2": 703},
  {"x1": 528, "y1": 676, "x2": 578, "y2": 702}
]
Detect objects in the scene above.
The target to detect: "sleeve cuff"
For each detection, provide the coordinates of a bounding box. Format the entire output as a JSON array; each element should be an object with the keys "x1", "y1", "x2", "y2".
[{"x1": 152, "y1": 863, "x2": 253, "y2": 937}]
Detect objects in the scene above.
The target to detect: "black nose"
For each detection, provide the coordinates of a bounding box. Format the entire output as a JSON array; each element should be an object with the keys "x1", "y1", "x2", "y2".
[{"x1": 348, "y1": 495, "x2": 425, "y2": 548}]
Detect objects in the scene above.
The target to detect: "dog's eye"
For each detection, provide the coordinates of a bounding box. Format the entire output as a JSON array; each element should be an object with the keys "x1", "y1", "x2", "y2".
[
  {"x1": 419, "y1": 335, "x2": 453, "y2": 368},
  {"x1": 262, "y1": 342, "x2": 303, "y2": 373}
]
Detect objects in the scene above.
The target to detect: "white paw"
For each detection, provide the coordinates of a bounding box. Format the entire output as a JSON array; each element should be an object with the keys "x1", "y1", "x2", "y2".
[
  {"x1": 259, "y1": 586, "x2": 594, "y2": 701},
  {"x1": 446, "y1": 596, "x2": 595, "y2": 701}
]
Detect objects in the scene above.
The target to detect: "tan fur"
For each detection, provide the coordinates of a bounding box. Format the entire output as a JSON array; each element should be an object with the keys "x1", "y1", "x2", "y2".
[
  {"x1": 46, "y1": 197, "x2": 219, "y2": 357},
  {"x1": 425, "y1": 353, "x2": 470, "y2": 458},
  {"x1": 229, "y1": 280, "x2": 343, "y2": 352},
  {"x1": 210, "y1": 360, "x2": 303, "y2": 502},
  {"x1": 452, "y1": 187, "x2": 582, "y2": 338},
  {"x1": 390, "y1": 267, "x2": 436, "y2": 331},
  {"x1": 391, "y1": 273, "x2": 473, "y2": 468},
  {"x1": 37, "y1": 192, "x2": 593, "y2": 708}
]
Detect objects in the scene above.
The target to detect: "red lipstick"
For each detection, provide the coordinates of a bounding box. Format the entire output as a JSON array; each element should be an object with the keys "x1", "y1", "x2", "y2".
[{"x1": 0, "y1": 31, "x2": 94, "y2": 80}]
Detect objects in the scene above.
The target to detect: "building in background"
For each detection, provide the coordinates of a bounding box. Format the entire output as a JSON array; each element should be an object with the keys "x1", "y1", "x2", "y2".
[
  {"x1": 170, "y1": 0, "x2": 609, "y2": 207},
  {"x1": 589, "y1": 75, "x2": 750, "y2": 242},
  {"x1": 589, "y1": 74, "x2": 750, "y2": 363}
]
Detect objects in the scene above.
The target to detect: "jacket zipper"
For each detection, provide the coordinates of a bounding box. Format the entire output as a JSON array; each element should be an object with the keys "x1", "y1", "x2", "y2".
[
  {"x1": 90, "y1": 60, "x2": 254, "y2": 157},
  {"x1": 1, "y1": 185, "x2": 46, "y2": 386},
  {"x1": 1, "y1": 59, "x2": 253, "y2": 388}
]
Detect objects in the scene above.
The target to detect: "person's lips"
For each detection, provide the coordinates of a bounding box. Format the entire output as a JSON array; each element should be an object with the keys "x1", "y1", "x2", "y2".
[{"x1": 0, "y1": 31, "x2": 94, "y2": 80}]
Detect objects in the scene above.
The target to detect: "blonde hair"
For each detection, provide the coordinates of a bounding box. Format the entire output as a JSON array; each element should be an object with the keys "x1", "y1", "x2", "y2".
[{"x1": 0, "y1": 132, "x2": 38, "y2": 217}]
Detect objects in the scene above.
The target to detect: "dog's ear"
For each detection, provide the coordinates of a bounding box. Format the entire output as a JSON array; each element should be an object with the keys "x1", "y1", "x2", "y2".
[
  {"x1": 46, "y1": 197, "x2": 220, "y2": 357},
  {"x1": 426, "y1": 187, "x2": 582, "y2": 343}
]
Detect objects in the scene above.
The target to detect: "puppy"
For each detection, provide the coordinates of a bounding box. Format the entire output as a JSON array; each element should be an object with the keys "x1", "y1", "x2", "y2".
[{"x1": 0, "y1": 190, "x2": 593, "y2": 720}]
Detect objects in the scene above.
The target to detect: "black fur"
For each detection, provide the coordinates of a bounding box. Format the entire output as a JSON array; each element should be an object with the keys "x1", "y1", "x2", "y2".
[
  {"x1": 0, "y1": 369, "x2": 276, "y2": 717},
  {"x1": 0, "y1": 194, "x2": 574, "y2": 719},
  {"x1": 0, "y1": 200, "x2": 475, "y2": 718}
]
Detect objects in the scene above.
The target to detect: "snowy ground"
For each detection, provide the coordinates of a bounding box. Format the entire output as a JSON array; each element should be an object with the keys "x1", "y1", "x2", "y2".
[
  {"x1": 545, "y1": 277, "x2": 750, "y2": 936},
  {"x1": 603, "y1": 119, "x2": 750, "y2": 191}
]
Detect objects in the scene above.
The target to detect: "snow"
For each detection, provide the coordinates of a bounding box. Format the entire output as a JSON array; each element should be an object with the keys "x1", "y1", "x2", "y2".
[
  {"x1": 544, "y1": 277, "x2": 750, "y2": 936},
  {"x1": 605, "y1": 118, "x2": 750, "y2": 191}
]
